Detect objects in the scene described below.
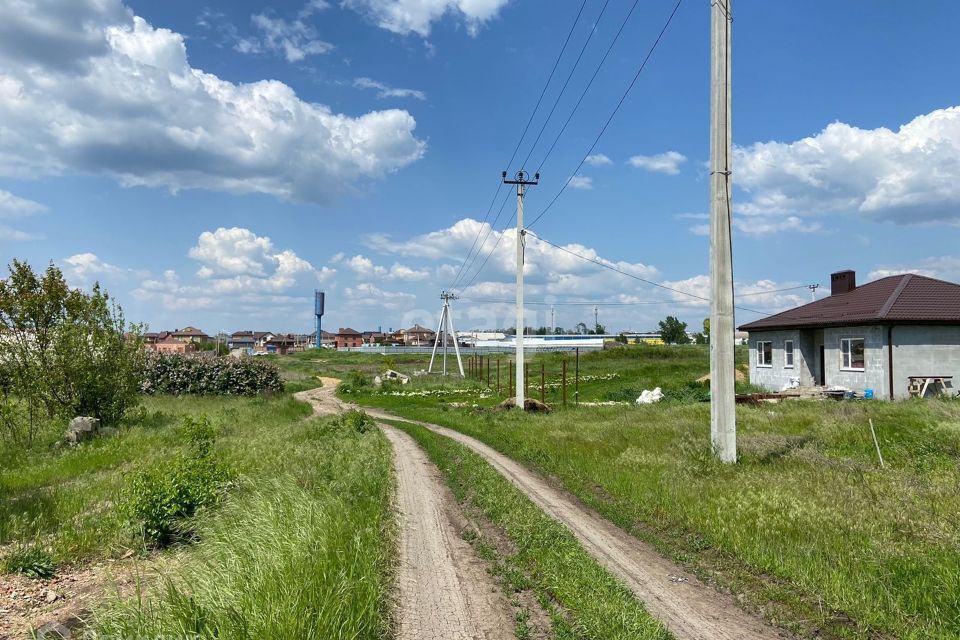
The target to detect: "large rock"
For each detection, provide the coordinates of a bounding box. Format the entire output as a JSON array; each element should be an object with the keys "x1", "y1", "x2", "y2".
[
  {"x1": 382, "y1": 369, "x2": 410, "y2": 384},
  {"x1": 496, "y1": 398, "x2": 551, "y2": 412},
  {"x1": 64, "y1": 416, "x2": 100, "y2": 444}
]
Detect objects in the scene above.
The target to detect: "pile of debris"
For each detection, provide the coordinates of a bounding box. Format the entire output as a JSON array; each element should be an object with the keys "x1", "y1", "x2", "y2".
[
  {"x1": 496, "y1": 398, "x2": 551, "y2": 412},
  {"x1": 60, "y1": 417, "x2": 116, "y2": 446},
  {"x1": 373, "y1": 369, "x2": 410, "y2": 386}
]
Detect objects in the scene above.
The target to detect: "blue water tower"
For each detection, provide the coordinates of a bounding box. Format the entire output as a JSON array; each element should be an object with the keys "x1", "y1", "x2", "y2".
[{"x1": 314, "y1": 290, "x2": 325, "y2": 348}]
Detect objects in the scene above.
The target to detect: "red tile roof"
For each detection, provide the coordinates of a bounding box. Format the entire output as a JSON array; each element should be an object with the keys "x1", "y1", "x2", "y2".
[{"x1": 739, "y1": 274, "x2": 960, "y2": 331}]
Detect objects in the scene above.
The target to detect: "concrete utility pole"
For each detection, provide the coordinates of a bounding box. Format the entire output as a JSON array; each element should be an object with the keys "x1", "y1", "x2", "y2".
[
  {"x1": 594, "y1": 305, "x2": 599, "y2": 333},
  {"x1": 502, "y1": 170, "x2": 539, "y2": 410},
  {"x1": 550, "y1": 305, "x2": 555, "y2": 335},
  {"x1": 809, "y1": 283, "x2": 819, "y2": 301},
  {"x1": 428, "y1": 291, "x2": 465, "y2": 377},
  {"x1": 710, "y1": 0, "x2": 736, "y2": 463}
]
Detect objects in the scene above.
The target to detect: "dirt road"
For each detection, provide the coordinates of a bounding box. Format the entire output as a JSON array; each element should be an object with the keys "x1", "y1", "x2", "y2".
[
  {"x1": 362, "y1": 410, "x2": 790, "y2": 640},
  {"x1": 296, "y1": 383, "x2": 515, "y2": 640}
]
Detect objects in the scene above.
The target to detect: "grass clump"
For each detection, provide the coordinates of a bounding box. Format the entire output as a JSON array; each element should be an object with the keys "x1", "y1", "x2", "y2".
[
  {"x1": 390, "y1": 419, "x2": 669, "y2": 640},
  {"x1": 340, "y1": 409, "x2": 374, "y2": 434},
  {"x1": 95, "y1": 414, "x2": 394, "y2": 639},
  {"x1": 2, "y1": 545, "x2": 56, "y2": 579},
  {"x1": 122, "y1": 415, "x2": 230, "y2": 546}
]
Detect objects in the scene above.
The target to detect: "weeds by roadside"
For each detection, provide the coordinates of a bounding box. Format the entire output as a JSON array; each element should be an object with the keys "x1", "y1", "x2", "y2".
[
  {"x1": 390, "y1": 419, "x2": 670, "y2": 640},
  {"x1": 94, "y1": 413, "x2": 394, "y2": 639}
]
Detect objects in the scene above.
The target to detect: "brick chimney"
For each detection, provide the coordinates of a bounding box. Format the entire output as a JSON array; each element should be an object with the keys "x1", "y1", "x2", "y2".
[{"x1": 830, "y1": 270, "x2": 856, "y2": 296}]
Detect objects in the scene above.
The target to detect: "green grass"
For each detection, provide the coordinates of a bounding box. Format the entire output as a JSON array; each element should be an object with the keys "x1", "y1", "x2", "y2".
[
  {"x1": 388, "y1": 418, "x2": 670, "y2": 640},
  {"x1": 3, "y1": 380, "x2": 396, "y2": 638},
  {"x1": 368, "y1": 402, "x2": 960, "y2": 639},
  {"x1": 93, "y1": 414, "x2": 394, "y2": 639},
  {"x1": 0, "y1": 394, "x2": 311, "y2": 566},
  {"x1": 344, "y1": 346, "x2": 960, "y2": 640},
  {"x1": 333, "y1": 344, "x2": 753, "y2": 411}
]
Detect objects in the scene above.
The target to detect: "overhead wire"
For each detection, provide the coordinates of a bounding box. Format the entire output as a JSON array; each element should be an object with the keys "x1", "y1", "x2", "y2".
[
  {"x1": 516, "y1": 0, "x2": 612, "y2": 172},
  {"x1": 446, "y1": 0, "x2": 589, "y2": 291},
  {"x1": 528, "y1": 0, "x2": 685, "y2": 230},
  {"x1": 532, "y1": 0, "x2": 643, "y2": 176},
  {"x1": 527, "y1": 232, "x2": 768, "y2": 315}
]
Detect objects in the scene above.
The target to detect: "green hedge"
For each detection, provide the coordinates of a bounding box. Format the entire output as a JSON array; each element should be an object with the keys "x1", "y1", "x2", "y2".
[{"x1": 139, "y1": 353, "x2": 283, "y2": 396}]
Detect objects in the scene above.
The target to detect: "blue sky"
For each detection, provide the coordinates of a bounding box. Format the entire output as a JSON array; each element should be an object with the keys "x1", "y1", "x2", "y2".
[{"x1": 1, "y1": 0, "x2": 959, "y2": 335}]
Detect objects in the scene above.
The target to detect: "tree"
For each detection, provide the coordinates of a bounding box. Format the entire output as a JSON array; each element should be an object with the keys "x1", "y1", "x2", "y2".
[
  {"x1": 574, "y1": 322, "x2": 588, "y2": 334},
  {"x1": 703, "y1": 318, "x2": 711, "y2": 342},
  {"x1": 0, "y1": 260, "x2": 144, "y2": 446},
  {"x1": 658, "y1": 316, "x2": 690, "y2": 345},
  {"x1": 693, "y1": 332, "x2": 708, "y2": 345},
  {"x1": 594, "y1": 323, "x2": 606, "y2": 335}
]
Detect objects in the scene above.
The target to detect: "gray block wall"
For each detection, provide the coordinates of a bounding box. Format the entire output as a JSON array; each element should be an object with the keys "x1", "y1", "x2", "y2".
[
  {"x1": 890, "y1": 326, "x2": 960, "y2": 398},
  {"x1": 822, "y1": 325, "x2": 888, "y2": 398},
  {"x1": 748, "y1": 324, "x2": 960, "y2": 399},
  {"x1": 748, "y1": 329, "x2": 805, "y2": 391}
]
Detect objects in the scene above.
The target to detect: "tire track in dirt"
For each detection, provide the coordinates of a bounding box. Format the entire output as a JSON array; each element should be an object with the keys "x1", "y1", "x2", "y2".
[
  {"x1": 363, "y1": 409, "x2": 791, "y2": 640},
  {"x1": 295, "y1": 384, "x2": 516, "y2": 640}
]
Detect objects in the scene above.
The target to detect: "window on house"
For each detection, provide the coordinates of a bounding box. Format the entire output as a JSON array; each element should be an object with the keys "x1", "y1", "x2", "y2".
[
  {"x1": 757, "y1": 341, "x2": 772, "y2": 366},
  {"x1": 840, "y1": 337, "x2": 865, "y2": 370},
  {"x1": 784, "y1": 340, "x2": 794, "y2": 368}
]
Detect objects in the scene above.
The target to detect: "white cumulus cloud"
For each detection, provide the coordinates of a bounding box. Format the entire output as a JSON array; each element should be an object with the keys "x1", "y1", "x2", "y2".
[
  {"x1": 237, "y1": 12, "x2": 334, "y2": 62},
  {"x1": 342, "y1": 0, "x2": 510, "y2": 37},
  {"x1": 0, "y1": 190, "x2": 47, "y2": 217},
  {"x1": 0, "y1": 0, "x2": 426, "y2": 204},
  {"x1": 735, "y1": 106, "x2": 960, "y2": 224},
  {"x1": 628, "y1": 151, "x2": 687, "y2": 175},
  {"x1": 584, "y1": 153, "x2": 613, "y2": 167},
  {"x1": 568, "y1": 175, "x2": 593, "y2": 190},
  {"x1": 354, "y1": 77, "x2": 426, "y2": 100}
]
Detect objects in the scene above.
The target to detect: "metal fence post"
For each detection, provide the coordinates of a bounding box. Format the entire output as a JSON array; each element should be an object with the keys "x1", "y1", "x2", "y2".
[{"x1": 562, "y1": 359, "x2": 567, "y2": 407}]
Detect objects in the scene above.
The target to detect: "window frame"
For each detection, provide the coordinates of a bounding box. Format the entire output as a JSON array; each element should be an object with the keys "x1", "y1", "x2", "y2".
[
  {"x1": 840, "y1": 337, "x2": 866, "y2": 371},
  {"x1": 757, "y1": 340, "x2": 773, "y2": 367},
  {"x1": 784, "y1": 340, "x2": 794, "y2": 368}
]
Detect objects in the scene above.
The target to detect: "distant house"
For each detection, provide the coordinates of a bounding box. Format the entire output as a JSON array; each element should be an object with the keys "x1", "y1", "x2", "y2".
[
  {"x1": 335, "y1": 327, "x2": 363, "y2": 349},
  {"x1": 362, "y1": 331, "x2": 385, "y2": 345},
  {"x1": 402, "y1": 324, "x2": 436, "y2": 347},
  {"x1": 171, "y1": 326, "x2": 210, "y2": 344},
  {"x1": 229, "y1": 331, "x2": 257, "y2": 350},
  {"x1": 265, "y1": 334, "x2": 296, "y2": 355},
  {"x1": 739, "y1": 270, "x2": 960, "y2": 399},
  {"x1": 153, "y1": 337, "x2": 197, "y2": 354}
]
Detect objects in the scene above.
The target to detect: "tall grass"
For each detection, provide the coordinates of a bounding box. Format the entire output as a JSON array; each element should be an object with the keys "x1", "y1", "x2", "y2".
[
  {"x1": 349, "y1": 346, "x2": 960, "y2": 640},
  {"x1": 0, "y1": 394, "x2": 311, "y2": 565},
  {"x1": 392, "y1": 419, "x2": 669, "y2": 640},
  {"x1": 94, "y1": 417, "x2": 394, "y2": 639}
]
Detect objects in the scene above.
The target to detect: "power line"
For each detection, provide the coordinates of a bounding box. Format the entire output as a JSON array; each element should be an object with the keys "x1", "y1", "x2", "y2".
[
  {"x1": 527, "y1": 233, "x2": 767, "y2": 315},
  {"x1": 462, "y1": 298, "x2": 679, "y2": 306},
  {"x1": 533, "y1": 0, "x2": 643, "y2": 176},
  {"x1": 453, "y1": 190, "x2": 514, "y2": 294},
  {"x1": 446, "y1": 183, "x2": 504, "y2": 290},
  {"x1": 528, "y1": 0, "x2": 685, "y2": 230},
  {"x1": 736, "y1": 285, "x2": 818, "y2": 297},
  {"x1": 517, "y1": 0, "x2": 612, "y2": 172},
  {"x1": 447, "y1": 1, "x2": 589, "y2": 291},
  {"x1": 505, "y1": 0, "x2": 589, "y2": 174}
]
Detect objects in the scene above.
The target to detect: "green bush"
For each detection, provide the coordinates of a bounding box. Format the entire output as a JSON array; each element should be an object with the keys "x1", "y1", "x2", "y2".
[
  {"x1": 340, "y1": 410, "x2": 373, "y2": 434},
  {"x1": 139, "y1": 353, "x2": 282, "y2": 396},
  {"x1": 123, "y1": 416, "x2": 229, "y2": 546},
  {"x1": 338, "y1": 371, "x2": 369, "y2": 394},
  {"x1": 2, "y1": 545, "x2": 56, "y2": 578}
]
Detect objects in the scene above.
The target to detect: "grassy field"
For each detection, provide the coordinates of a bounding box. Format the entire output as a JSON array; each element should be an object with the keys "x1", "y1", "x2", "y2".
[
  {"x1": 2, "y1": 386, "x2": 396, "y2": 638},
  {"x1": 94, "y1": 409, "x2": 394, "y2": 639},
  {"x1": 388, "y1": 418, "x2": 670, "y2": 640},
  {"x1": 339, "y1": 345, "x2": 960, "y2": 640}
]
